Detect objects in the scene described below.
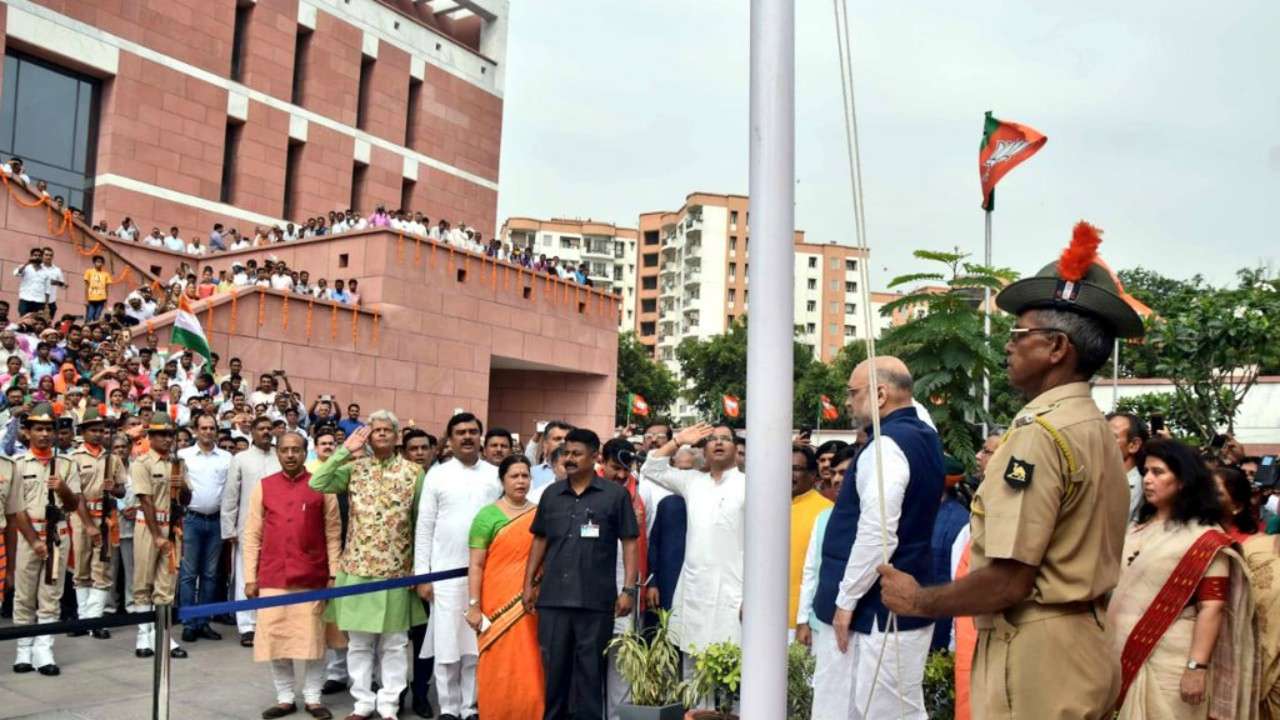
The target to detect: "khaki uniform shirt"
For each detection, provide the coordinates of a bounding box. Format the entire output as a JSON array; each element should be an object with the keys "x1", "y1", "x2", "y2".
[
  {"x1": 969, "y1": 382, "x2": 1130, "y2": 615},
  {"x1": 0, "y1": 457, "x2": 12, "y2": 530},
  {"x1": 3, "y1": 451, "x2": 78, "y2": 521},
  {"x1": 130, "y1": 450, "x2": 184, "y2": 525},
  {"x1": 69, "y1": 445, "x2": 127, "y2": 509}
]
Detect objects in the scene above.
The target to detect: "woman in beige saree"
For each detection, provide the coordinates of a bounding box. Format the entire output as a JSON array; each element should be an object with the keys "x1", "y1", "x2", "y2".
[{"x1": 1108, "y1": 439, "x2": 1257, "y2": 720}]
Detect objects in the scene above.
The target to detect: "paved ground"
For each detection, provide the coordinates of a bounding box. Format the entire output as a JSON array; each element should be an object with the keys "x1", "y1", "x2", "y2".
[{"x1": 0, "y1": 619, "x2": 430, "y2": 720}]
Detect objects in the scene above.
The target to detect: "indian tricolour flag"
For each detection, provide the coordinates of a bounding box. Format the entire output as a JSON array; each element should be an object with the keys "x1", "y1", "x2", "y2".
[{"x1": 170, "y1": 295, "x2": 213, "y2": 366}]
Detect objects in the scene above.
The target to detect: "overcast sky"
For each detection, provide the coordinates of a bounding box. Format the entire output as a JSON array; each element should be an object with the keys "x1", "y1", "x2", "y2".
[{"x1": 494, "y1": 1, "x2": 1279, "y2": 289}]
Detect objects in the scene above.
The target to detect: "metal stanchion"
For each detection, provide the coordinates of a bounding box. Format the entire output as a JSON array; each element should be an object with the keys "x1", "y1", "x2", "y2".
[{"x1": 152, "y1": 604, "x2": 171, "y2": 720}]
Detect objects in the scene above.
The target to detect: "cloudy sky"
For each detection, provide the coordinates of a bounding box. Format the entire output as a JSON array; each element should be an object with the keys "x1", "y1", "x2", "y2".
[{"x1": 494, "y1": 1, "x2": 1279, "y2": 288}]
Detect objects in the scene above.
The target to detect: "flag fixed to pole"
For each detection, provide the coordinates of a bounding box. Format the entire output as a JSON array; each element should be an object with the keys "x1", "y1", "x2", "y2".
[
  {"x1": 819, "y1": 394, "x2": 839, "y2": 421},
  {"x1": 628, "y1": 393, "x2": 649, "y2": 418},
  {"x1": 722, "y1": 394, "x2": 741, "y2": 419},
  {"x1": 170, "y1": 295, "x2": 213, "y2": 367},
  {"x1": 979, "y1": 111, "x2": 1047, "y2": 210}
]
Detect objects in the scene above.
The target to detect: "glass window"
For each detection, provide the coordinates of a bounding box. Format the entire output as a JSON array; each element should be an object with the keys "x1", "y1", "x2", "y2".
[
  {"x1": 0, "y1": 51, "x2": 100, "y2": 213},
  {"x1": 808, "y1": 257, "x2": 817, "y2": 268}
]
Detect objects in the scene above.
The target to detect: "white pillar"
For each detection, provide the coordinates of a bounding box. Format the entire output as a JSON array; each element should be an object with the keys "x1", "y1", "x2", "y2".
[{"x1": 742, "y1": 0, "x2": 794, "y2": 716}]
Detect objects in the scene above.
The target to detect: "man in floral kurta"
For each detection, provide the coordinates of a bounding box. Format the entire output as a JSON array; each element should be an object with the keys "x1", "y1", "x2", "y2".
[{"x1": 311, "y1": 412, "x2": 427, "y2": 720}]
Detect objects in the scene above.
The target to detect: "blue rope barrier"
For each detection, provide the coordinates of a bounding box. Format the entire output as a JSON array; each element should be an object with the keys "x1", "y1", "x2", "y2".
[{"x1": 176, "y1": 567, "x2": 468, "y2": 622}]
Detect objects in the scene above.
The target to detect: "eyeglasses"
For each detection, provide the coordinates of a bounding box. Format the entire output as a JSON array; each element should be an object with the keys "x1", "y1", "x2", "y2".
[
  {"x1": 708, "y1": 435, "x2": 736, "y2": 443},
  {"x1": 845, "y1": 384, "x2": 867, "y2": 398},
  {"x1": 1009, "y1": 327, "x2": 1065, "y2": 342}
]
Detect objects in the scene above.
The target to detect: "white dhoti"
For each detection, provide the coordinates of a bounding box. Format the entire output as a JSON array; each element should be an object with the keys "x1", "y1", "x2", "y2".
[
  {"x1": 233, "y1": 542, "x2": 256, "y2": 634},
  {"x1": 425, "y1": 576, "x2": 478, "y2": 716},
  {"x1": 813, "y1": 618, "x2": 931, "y2": 720}
]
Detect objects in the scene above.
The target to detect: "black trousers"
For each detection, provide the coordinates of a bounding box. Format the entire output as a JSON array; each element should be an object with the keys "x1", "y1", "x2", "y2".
[
  {"x1": 408, "y1": 597, "x2": 434, "y2": 702},
  {"x1": 537, "y1": 607, "x2": 613, "y2": 720}
]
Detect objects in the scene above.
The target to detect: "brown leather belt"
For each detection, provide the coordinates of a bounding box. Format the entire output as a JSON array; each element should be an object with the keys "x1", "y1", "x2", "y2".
[{"x1": 975, "y1": 600, "x2": 1097, "y2": 630}]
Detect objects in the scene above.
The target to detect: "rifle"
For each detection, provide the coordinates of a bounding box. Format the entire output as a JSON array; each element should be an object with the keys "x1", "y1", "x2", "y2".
[
  {"x1": 167, "y1": 445, "x2": 189, "y2": 571},
  {"x1": 99, "y1": 415, "x2": 116, "y2": 563},
  {"x1": 43, "y1": 444, "x2": 64, "y2": 585}
]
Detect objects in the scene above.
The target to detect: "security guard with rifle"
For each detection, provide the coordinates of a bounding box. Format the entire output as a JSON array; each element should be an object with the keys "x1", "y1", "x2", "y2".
[
  {"x1": 68, "y1": 406, "x2": 126, "y2": 638},
  {"x1": 5, "y1": 404, "x2": 79, "y2": 675},
  {"x1": 130, "y1": 415, "x2": 191, "y2": 659}
]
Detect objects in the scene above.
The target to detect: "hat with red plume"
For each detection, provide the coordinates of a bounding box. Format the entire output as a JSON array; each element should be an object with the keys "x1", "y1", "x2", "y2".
[{"x1": 995, "y1": 221, "x2": 1145, "y2": 338}]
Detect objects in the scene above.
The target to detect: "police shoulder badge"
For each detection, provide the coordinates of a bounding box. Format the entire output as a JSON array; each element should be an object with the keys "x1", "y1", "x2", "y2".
[{"x1": 1004, "y1": 457, "x2": 1034, "y2": 490}]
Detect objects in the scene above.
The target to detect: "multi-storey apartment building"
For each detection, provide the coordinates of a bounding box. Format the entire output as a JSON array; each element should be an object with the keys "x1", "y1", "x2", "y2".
[{"x1": 499, "y1": 217, "x2": 638, "y2": 328}]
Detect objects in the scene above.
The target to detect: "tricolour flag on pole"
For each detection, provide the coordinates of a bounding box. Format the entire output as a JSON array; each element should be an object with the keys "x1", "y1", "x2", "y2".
[
  {"x1": 722, "y1": 394, "x2": 741, "y2": 419},
  {"x1": 820, "y1": 395, "x2": 839, "y2": 421},
  {"x1": 170, "y1": 295, "x2": 213, "y2": 367},
  {"x1": 979, "y1": 111, "x2": 1047, "y2": 210},
  {"x1": 629, "y1": 393, "x2": 650, "y2": 417}
]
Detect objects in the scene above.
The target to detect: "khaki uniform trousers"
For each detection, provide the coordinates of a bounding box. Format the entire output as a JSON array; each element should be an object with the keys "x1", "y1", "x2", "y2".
[
  {"x1": 70, "y1": 511, "x2": 114, "y2": 590},
  {"x1": 13, "y1": 520, "x2": 71, "y2": 625},
  {"x1": 971, "y1": 606, "x2": 1119, "y2": 720},
  {"x1": 132, "y1": 520, "x2": 179, "y2": 607}
]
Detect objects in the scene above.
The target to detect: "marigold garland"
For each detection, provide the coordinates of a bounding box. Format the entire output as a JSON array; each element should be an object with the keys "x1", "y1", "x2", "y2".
[
  {"x1": 229, "y1": 291, "x2": 239, "y2": 332},
  {"x1": 305, "y1": 300, "x2": 315, "y2": 341},
  {"x1": 431, "y1": 241, "x2": 438, "y2": 269},
  {"x1": 350, "y1": 305, "x2": 358, "y2": 345},
  {"x1": 414, "y1": 236, "x2": 422, "y2": 266},
  {"x1": 372, "y1": 311, "x2": 380, "y2": 345},
  {"x1": 257, "y1": 289, "x2": 266, "y2": 327},
  {"x1": 330, "y1": 304, "x2": 338, "y2": 341},
  {"x1": 281, "y1": 293, "x2": 289, "y2": 330}
]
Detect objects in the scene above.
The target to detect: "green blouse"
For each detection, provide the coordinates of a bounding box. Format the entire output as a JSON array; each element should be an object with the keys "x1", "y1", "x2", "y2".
[{"x1": 469, "y1": 503, "x2": 512, "y2": 550}]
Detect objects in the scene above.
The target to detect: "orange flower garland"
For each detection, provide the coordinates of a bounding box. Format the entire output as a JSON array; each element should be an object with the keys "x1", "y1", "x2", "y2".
[{"x1": 305, "y1": 300, "x2": 315, "y2": 341}]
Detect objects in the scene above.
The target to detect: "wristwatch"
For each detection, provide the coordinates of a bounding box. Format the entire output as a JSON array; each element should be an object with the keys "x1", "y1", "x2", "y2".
[
  {"x1": 468, "y1": 598, "x2": 480, "y2": 607},
  {"x1": 1186, "y1": 660, "x2": 1209, "y2": 671},
  {"x1": 622, "y1": 586, "x2": 638, "y2": 597}
]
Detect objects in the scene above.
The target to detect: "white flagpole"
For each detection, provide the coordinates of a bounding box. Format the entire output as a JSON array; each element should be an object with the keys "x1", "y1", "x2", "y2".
[
  {"x1": 982, "y1": 208, "x2": 992, "y2": 436},
  {"x1": 742, "y1": 0, "x2": 794, "y2": 715},
  {"x1": 1112, "y1": 338, "x2": 1120, "y2": 412}
]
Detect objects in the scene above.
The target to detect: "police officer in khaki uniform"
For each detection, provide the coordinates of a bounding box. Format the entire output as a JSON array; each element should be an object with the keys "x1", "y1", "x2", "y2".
[
  {"x1": 68, "y1": 407, "x2": 126, "y2": 638},
  {"x1": 878, "y1": 222, "x2": 1145, "y2": 719},
  {"x1": 5, "y1": 404, "x2": 79, "y2": 675},
  {"x1": 130, "y1": 416, "x2": 190, "y2": 659}
]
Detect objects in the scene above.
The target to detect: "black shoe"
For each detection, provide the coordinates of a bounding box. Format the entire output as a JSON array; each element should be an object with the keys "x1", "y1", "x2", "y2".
[
  {"x1": 196, "y1": 626, "x2": 222, "y2": 641},
  {"x1": 411, "y1": 695, "x2": 434, "y2": 719},
  {"x1": 67, "y1": 629, "x2": 89, "y2": 637},
  {"x1": 135, "y1": 648, "x2": 154, "y2": 658},
  {"x1": 464, "y1": 715, "x2": 478, "y2": 720},
  {"x1": 437, "y1": 714, "x2": 461, "y2": 720},
  {"x1": 240, "y1": 631, "x2": 255, "y2": 647},
  {"x1": 181, "y1": 628, "x2": 198, "y2": 643},
  {"x1": 36, "y1": 664, "x2": 60, "y2": 676},
  {"x1": 320, "y1": 679, "x2": 349, "y2": 696},
  {"x1": 169, "y1": 647, "x2": 188, "y2": 659},
  {"x1": 13, "y1": 662, "x2": 34, "y2": 673},
  {"x1": 262, "y1": 702, "x2": 297, "y2": 719},
  {"x1": 212, "y1": 614, "x2": 236, "y2": 626},
  {"x1": 91, "y1": 628, "x2": 112, "y2": 639}
]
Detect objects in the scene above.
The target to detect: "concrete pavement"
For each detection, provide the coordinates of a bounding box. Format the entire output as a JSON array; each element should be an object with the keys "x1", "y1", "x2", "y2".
[{"x1": 0, "y1": 620, "x2": 423, "y2": 720}]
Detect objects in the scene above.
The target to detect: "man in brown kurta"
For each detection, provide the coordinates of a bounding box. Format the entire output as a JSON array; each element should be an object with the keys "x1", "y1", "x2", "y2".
[{"x1": 244, "y1": 431, "x2": 341, "y2": 720}]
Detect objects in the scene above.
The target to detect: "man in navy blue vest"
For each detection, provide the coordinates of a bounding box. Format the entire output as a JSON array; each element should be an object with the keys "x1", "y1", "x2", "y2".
[{"x1": 810, "y1": 356, "x2": 943, "y2": 719}]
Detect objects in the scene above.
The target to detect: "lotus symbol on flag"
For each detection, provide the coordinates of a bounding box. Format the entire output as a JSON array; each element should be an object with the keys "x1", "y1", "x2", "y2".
[
  {"x1": 981, "y1": 139, "x2": 1032, "y2": 182},
  {"x1": 820, "y1": 395, "x2": 839, "y2": 421},
  {"x1": 723, "y1": 394, "x2": 740, "y2": 418}
]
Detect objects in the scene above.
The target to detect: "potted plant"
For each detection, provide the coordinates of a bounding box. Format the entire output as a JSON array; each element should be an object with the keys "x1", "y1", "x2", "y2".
[
  {"x1": 786, "y1": 642, "x2": 815, "y2": 720},
  {"x1": 606, "y1": 610, "x2": 684, "y2": 720},
  {"x1": 679, "y1": 641, "x2": 741, "y2": 720}
]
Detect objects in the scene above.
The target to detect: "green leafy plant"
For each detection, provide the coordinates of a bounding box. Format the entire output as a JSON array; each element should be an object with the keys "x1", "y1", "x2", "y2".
[
  {"x1": 617, "y1": 331, "x2": 681, "y2": 421},
  {"x1": 679, "y1": 641, "x2": 742, "y2": 718},
  {"x1": 605, "y1": 610, "x2": 683, "y2": 706},
  {"x1": 922, "y1": 650, "x2": 955, "y2": 720},
  {"x1": 878, "y1": 250, "x2": 1018, "y2": 469},
  {"x1": 786, "y1": 643, "x2": 815, "y2": 720}
]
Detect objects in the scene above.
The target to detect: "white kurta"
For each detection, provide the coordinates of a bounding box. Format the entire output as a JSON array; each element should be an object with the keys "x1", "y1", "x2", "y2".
[
  {"x1": 640, "y1": 455, "x2": 745, "y2": 653},
  {"x1": 412, "y1": 457, "x2": 500, "y2": 663},
  {"x1": 221, "y1": 444, "x2": 281, "y2": 631}
]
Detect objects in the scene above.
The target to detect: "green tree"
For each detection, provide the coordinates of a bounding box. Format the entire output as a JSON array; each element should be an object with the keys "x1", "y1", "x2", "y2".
[
  {"x1": 795, "y1": 342, "x2": 867, "y2": 430},
  {"x1": 1143, "y1": 268, "x2": 1280, "y2": 443},
  {"x1": 878, "y1": 250, "x2": 1018, "y2": 467},
  {"x1": 675, "y1": 317, "x2": 816, "y2": 428},
  {"x1": 616, "y1": 331, "x2": 679, "y2": 421}
]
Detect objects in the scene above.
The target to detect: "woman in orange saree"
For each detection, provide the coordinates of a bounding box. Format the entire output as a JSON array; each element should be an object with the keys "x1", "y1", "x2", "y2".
[
  {"x1": 1107, "y1": 440, "x2": 1257, "y2": 720},
  {"x1": 464, "y1": 455, "x2": 544, "y2": 720}
]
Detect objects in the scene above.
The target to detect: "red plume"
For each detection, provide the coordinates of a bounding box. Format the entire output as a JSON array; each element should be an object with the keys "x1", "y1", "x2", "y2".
[
  {"x1": 98, "y1": 403, "x2": 109, "y2": 416},
  {"x1": 1057, "y1": 221, "x2": 1102, "y2": 283},
  {"x1": 51, "y1": 401, "x2": 66, "y2": 416}
]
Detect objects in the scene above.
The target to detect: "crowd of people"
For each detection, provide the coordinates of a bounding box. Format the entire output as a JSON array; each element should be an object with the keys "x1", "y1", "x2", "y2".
[{"x1": 3, "y1": 203, "x2": 1280, "y2": 720}]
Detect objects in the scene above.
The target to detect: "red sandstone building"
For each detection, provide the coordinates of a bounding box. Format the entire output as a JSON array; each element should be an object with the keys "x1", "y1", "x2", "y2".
[{"x1": 0, "y1": 0, "x2": 624, "y2": 438}]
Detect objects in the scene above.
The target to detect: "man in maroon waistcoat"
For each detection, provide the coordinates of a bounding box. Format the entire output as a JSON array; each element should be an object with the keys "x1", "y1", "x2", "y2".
[{"x1": 243, "y1": 431, "x2": 342, "y2": 720}]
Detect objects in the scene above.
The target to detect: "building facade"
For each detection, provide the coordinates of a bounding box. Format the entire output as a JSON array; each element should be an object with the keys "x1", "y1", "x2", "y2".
[
  {"x1": 498, "y1": 216, "x2": 638, "y2": 329},
  {"x1": 0, "y1": 0, "x2": 507, "y2": 241}
]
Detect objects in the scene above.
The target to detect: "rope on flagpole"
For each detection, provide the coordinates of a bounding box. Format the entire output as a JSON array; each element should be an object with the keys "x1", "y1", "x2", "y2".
[{"x1": 832, "y1": 1, "x2": 905, "y2": 717}]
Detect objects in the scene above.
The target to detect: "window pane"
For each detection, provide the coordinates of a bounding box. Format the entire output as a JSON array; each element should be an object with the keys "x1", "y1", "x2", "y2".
[
  {"x1": 72, "y1": 78, "x2": 93, "y2": 172},
  {"x1": 12, "y1": 60, "x2": 80, "y2": 170},
  {"x1": 0, "y1": 56, "x2": 20, "y2": 152}
]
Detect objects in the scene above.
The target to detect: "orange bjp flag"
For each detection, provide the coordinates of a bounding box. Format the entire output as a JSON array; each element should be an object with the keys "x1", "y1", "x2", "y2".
[{"x1": 722, "y1": 394, "x2": 741, "y2": 419}]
